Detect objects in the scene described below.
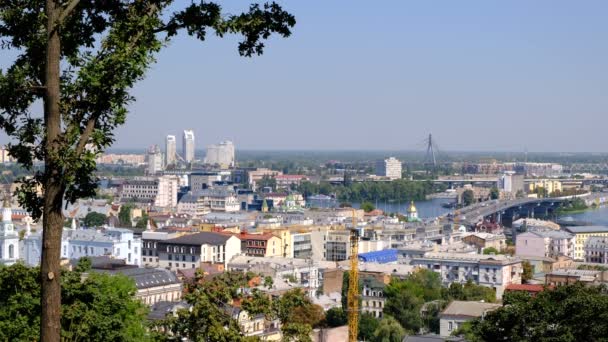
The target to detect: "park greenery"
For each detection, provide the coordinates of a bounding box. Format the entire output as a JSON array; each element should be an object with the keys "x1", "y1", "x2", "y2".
[
  {"x1": 0, "y1": 259, "x2": 149, "y2": 342},
  {"x1": 457, "y1": 283, "x2": 608, "y2": 341},
  {"x1": 0, "y1": 2, "x2": 295, "y2": 340},
  {"x1": 83, "y1": 211, "x2": 107, "y2": 227},
  {"x1": 556, "y1": 197, "x2": 589, "y2": 214}
]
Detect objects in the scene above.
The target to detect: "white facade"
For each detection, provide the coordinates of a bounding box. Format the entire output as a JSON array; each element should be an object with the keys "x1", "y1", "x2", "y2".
[
  {"x1": 182, "y1": 130, "x2": 195, "y2": 163},
  {"x1": 147, "y1": 145, "x2": 164, "y2": 174},
  {"x1": 120, "y1": 176, "x2": 178, "y2": 208},
  {"x1": 204, "y1": 140, "x2": 235, "y2": 168},
  {"x1": 158, "y1": 233, "x2": 241, "y2": 269},
  {"x1": 24, "y1": 227, "x2": 141, "y2": 266},
  {"x1": 196, "y1": 188, "x2": 240, "y2": 212},
  {"x1": 0, "y1": 199, "x2": 19, "y2": 265},
  {"x1": 376, "y1": 157, "x2": 402, "y2": 180},
  {"x1": 155, "y1": 176, "x2": 179, "y2": 208},
  {"x1": 165, "y1": 135, "x2": 176, "y2": 166},
  {"x1": 499, "y1": 171, "x2": 524, "y2": 194}
]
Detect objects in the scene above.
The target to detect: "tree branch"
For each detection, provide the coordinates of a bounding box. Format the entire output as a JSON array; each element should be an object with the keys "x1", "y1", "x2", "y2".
[
  {"x1": 56, "y1": 0, "x2": 80, "y2": 26},
  {"x1": 74, "y1": 114, "x2": 97, "y2": 155}
]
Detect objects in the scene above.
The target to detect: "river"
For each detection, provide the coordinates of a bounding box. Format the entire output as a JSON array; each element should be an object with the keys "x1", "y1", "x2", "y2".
[{"x1": 559, "y1": 206, "x2": 608, "y2": 226}]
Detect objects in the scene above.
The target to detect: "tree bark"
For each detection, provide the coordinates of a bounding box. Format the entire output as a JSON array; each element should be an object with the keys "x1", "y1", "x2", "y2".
[{"x1": 41, "y1": 1, "x2": 64, "y2": 341}]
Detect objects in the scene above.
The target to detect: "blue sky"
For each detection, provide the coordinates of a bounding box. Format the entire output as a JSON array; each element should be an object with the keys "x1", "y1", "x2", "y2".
[{"x1": 3, "y1": 1, "x2": 608, "y2": 152}]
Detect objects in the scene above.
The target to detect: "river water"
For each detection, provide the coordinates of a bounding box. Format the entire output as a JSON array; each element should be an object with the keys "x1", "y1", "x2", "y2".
[{"x1": 559, "y1": 206, "x2": 608, "y2": 226}]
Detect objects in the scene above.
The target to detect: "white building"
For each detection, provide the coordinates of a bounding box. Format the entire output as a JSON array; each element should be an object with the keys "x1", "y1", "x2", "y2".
[
  {"x1": 205, "y1": 140, "x2": 235, "y2": 168},
  {"x1": 182, "y1": 130, "x2": 195, "y2": 163},
  {"x1": 147, "y1": 144, "x2": 164, "y2": 174},
  {"x1": 119, "y1": 176, "x2": 179, "y2": 208},
  {"x1": 157, "y1": 232, "x2": 241, "y2": 269},
  {"x1": 375, "y1": 157, "x2": 402, "y2": 180},
  {"x1": 165, "y1": 135, "x2": 176, "y2": 166},
  {"x1": 196, "y1": 188, "x2": 241, "y2": 212},
  {"x1": 439, "y1": 301, "x2": 501, "y2": 337},
  {"x1": 24, "y1": 227, "x2": 142, "y2": 266},
  {"x1": 0, "y1": 198, "x2": 19, "y2": 265},
  {"x1": 499, "y1": 171, "x2": 524, "y2": 194},
  {"x1": 411, "y1": 252, "x2": 523, "y2": 299}
]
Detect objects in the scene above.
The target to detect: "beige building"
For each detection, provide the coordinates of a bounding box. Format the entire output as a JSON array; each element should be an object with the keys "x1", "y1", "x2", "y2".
[
  {"x1": 440, "y1": 301, "x2": 501, "y2": 337},
  {"x1": 528, "y1": 180, "x2": 562, "y2": 195},
  {"x1": 565, "y1": 226, "x2": 608, "y2": 260}
]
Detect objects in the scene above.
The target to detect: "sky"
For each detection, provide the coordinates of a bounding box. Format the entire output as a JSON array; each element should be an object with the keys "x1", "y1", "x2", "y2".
[{"x1": 3, "y1": 1, "x2": 608, "y2": 152}]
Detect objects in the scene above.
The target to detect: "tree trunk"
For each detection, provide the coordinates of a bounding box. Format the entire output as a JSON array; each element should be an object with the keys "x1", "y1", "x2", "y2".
[{"x1": 41, "y1": 1, "x2": 64, "y2": 341}]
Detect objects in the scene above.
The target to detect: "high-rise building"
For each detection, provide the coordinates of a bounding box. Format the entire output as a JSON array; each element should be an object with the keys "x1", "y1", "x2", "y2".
[
  {"x1": 165, "y1": 135, "x2": 176, "y2": 166},
  {"x1": 147, "y1": 145, "x2": 163, "y2": 174},
  {"x1": 499, "y1": 171, "x2": 524, "y2": 194},
  {"x1": 204, "y1": 140, "x2": 235, "y2": 168},
  {"x1": 183, "y1": 130, "x2": 195, "y2": 163},
  {"x1": 376, "y1": 157, "x2": 402, "y2": 180}
]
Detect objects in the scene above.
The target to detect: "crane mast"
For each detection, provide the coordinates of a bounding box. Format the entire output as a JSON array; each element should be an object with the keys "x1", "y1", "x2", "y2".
[{"x1": 347, "y1": 209, "x2": 359, "y2": 342}]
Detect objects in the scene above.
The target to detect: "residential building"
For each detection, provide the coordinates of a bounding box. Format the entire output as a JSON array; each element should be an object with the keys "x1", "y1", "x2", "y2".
[
  {"x1": 0, "y1": 145, "x2": 12, "y2": 163},
  {"x1": 0, "y1": 198, "x2": 19, "y2": 265},
  {"x1": 141, "y1": 228, "x2": 181, "y2": 267},
  {"x1": 182, "y1": 129, "x2": 195, "y2": 162},
  {"x1": 324, "y1": 230, "x2": 387, "y2": 262},
  {"x1": 515, "y1": 230, "x2": 574, "y2": 259},
  {"x1": 24, "y1": 227, "x2": 141, "y2": 266},
  {"x1": 291, "y1": 232, "x2": 313, "y2": 259},
  {"x1": 190, "y1": 172, "x2": 222, "y2": 191},
  {"x1": 361, "y1": 276, "x2": 386, "y2": 319},
  {"x1": 584, "y1": 236, "x2": 608, "y2": 264},
  {"x1": 463, "y1": 232, "x2": 507, "y2": 253},
  {"x1": 528, "y1": 179, "x2": 562, "y2": 195},
  {"x1": 375, "y1": 157, "x2": 402, "y2": 180},
  {"x1": 248, "y1": 168, "x2": 282, "y2": 190},
  {"x1": 564, "y1": 226, "x2": 608, "y2": 260},
  {"x1": 499, "y1": 171, "x2": 524, "y2": 194},
  {"x1": 439, "y1": 301, "x2": 501, "y2": 337},
  {"x1": 274, "y1": 175, "x2": 308, "y2": 189},
  {"x1": 412, "y1": 252, "x2": 523, "y2": 299},
  {"x1": 147, "y1": 144, "x2": 164, "y2": 174},
  {"x1": 196, "y1": 188, "x2": 240, "y2": 212},
  {"x1": 119, "y1": 176, "x2": 179, "y2": 208},
  {"x1": 90, "y1": 259, "x2": 182, "y2": 306},
  {"x1": 165, "y1": 135, "x2": 176, "y2": 166},
  {"x1": 224, "y1": 305, "x2": 282, "y2": 340},
  {"x1": 204, "y1": 140, "x2": 235, "y2": 168},
  {"x1": 157, "y1": 231, "x2": 241, "y2": 269},
  {"x1": 545, "y1": 269, "x2": 608, "y2": 286},
  {"x1": 233, "y1": 232, "x2": 282, "y2": 257}
]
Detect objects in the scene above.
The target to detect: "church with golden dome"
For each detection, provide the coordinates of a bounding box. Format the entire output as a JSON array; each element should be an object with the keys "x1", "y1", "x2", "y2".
[{"x1": 407, "y1": 200, "x2": 420, "y2": 222}]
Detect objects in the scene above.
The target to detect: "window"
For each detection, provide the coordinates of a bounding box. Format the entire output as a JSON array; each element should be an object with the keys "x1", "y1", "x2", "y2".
[
  {"x1": 448, "y1": 322, "x2": 453, "y2": 331},
  {"x1": 191, "y1": 256, "x2": 196, "y2": 262},
  {"x1": 168, "y1": 262, "x2": 172, "y2": 267},
  {"x1": 8, "y1": 244, "x2": 14, "y2": 259},
  {"x1": 89, "y1": 247, "x2": 94, "y2": 254},
  {"x1": 128, "y1": 240, "x2": 131, "y2": 249},
  {"x1": 128, "y1": 253, "x2": 132, "y2": 262},
  {"x1": 168, "y1": 254, "x2": 172, "y2": 260}
]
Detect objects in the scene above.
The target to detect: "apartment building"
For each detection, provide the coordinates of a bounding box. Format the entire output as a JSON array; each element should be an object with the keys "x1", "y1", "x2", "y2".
[
  {"x1": 516, "y1": 230, "x2": 575, "y2": 259},
  {"x1": 412, "y1": 252, "x2": 523, "y2": 299},
  {"x1": 119, "y1": 176, "x2": 179, "y2": 207},
  {"x1": 564, "y1": 226, "x2": 608, "y2": 260},
  {"x1": 584, "y1": 236, "x2": 608, "y2": 264},
  {"x1": 157, "y1": 232, "x2": 241, "y2": 270}
]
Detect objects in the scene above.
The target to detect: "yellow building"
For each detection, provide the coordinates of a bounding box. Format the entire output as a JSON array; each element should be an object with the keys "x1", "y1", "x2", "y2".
[
  {"x1": 528, "y1": 180, "x2": 562, "y2": 195},
  {"x1": 565, "y1": 226, "x2": 608, "y2": 260}
]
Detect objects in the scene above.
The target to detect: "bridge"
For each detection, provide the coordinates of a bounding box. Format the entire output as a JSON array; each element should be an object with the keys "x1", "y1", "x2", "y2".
[{"x1": 443, "y1": 192, "x2": 606, "y2": 227}]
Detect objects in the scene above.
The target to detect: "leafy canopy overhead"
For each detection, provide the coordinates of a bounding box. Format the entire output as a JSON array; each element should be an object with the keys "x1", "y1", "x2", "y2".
[{"x1": 0, "y1": 1, "x2": 295, "y2": 219}]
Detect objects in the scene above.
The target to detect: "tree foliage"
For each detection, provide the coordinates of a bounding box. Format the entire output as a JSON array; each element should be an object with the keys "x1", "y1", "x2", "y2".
[
  {"x1": 83, "y1": 211, "x2": 106, "y2": 227},
  {"x1": 0, "y1": 260, "x2": 148, "y2": 341},
  {"x1": 360, "y1": 201, "x2": 375, "y2": 212},
  {"x1": 374, "y1": 316, "x2": 406, "y2": 342},
  {"x1": 462, "y1": 189, "x2": 475, "y2": 206},
  {"x1": 521, "y1": 261, "x2": 534, "y2": 283},
  {"x1": 325, "y1": 307, "x2": 347, "y2": 327},
  {"x1": 464, "y1": 284, "x2": 608, "y2": 341},
  {"x1": 358, "y1": 312, "x2": 380, "y2": 341},
  {"x1": 297, "y1": 179, "x2": 439, "y2": 202}
]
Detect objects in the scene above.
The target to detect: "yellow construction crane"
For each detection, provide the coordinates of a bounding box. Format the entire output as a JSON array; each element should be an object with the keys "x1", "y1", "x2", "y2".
[{"x1": 347, "y1": 209, "x2": 359, "y2": 342}]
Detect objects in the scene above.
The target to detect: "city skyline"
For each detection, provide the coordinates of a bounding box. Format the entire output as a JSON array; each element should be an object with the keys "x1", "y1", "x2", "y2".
[{"x1": 1, "y1": 1, "x2": 607, "y2": 153}]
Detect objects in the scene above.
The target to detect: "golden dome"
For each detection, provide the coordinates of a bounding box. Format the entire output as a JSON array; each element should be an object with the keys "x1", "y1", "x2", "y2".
[{"x1": 407, "y1": 200, "x2": 417, "y2": 213}]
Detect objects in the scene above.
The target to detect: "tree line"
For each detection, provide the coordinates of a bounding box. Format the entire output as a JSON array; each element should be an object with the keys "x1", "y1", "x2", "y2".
[{"x1": 297, "y1": 180, "x2": 443, "y2": 203}]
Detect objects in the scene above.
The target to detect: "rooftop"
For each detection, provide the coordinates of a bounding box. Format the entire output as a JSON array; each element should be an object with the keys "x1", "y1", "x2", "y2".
[
  {"x1": 564, "y1": 226, "x2": 608, "y2": 234},
  {"x1": 440, "y1": 300, "x2": 501, "y2": 318},
  {"x1": 163, "y1": 231, "x2": 232, "y2": 246}
]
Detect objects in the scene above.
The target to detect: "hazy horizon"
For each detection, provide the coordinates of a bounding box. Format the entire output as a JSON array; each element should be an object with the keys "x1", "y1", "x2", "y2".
[{"x1": 2, "y1": 1, "x2": 607, "y2": 153}]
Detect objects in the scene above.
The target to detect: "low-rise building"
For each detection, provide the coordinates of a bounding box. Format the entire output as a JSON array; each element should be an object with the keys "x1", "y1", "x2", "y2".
[
  {"x1": 412, "y1": 252, "x2": 522, "y2": 299},
  {"x1": 584, "y1": 236, "x2": 608, "y2": 264},
  {"x1": 196, "y1": 188, "x2": 240, "y2": 212},
  {"x1": 545, "y1": 269, "x2": 608, "y2": 286},
  {"x1": 157, "y1": 232, "x2": 241, "y2": 270},
  {"x1": 119, "y1": 176, "x2": 179, "y2": 208},
  {"x1": 361, "y1": 276, "x2": 386, "y2": 319},
  {"x1": 224, "y1": 305, "x2": 282, "y2": 341},
  {"x1": 234, "y1": 232, "x2": 282, "y2": 257},
  {"x1": 274, "y1": 175, "x2": 308, "y2": 189},
  {"x1": 516, "y1": 230, "x2": 574, "y2": 259},
  {"x1": 462, "y1": 233, "x2": 506, "y2": 253},
  {"x1": 439, "y1": 301, "x2": 501, "y2": 337},
  {"x1": 564, "y1": 226, "x2": 608, "y2": 260}
]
